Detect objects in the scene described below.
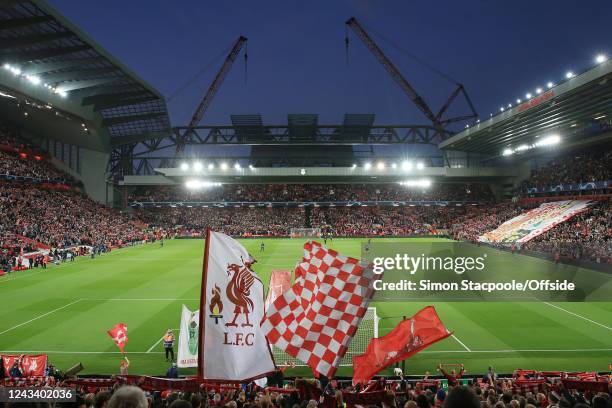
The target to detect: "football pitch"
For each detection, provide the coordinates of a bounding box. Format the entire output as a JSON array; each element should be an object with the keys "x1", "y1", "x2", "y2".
[{"x1": 0, "y1": 237, "x2": 610, "y2": 377}]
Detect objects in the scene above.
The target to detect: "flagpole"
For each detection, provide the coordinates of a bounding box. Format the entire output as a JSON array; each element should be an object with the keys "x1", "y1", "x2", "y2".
[{"x1": 197, "y1": 228, "x2": 212, "y2": 383}]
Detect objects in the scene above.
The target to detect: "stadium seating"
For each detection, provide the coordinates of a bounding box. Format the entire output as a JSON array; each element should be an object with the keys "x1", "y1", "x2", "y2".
[
  {"x1": 129, "y1": 182, "x2": 494, "y2": 204},
  {"x1": 521, "y1": 149, "x2": 612, "y2": 195},
  {"x1": 0, "y1": 122, "x2": 78, "y2": 185}
]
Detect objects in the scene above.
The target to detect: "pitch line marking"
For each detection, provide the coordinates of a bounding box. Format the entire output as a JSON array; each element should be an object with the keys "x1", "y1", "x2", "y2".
[
  {"x1": 0, "y1": 299, "x2": 82, "y2": 336},
  {"x1": 450, "y1": 334, "x2": 471, "y2": 352},
  {"x1": 542, "y1": 302, "x2": 612, "y2": 331}
]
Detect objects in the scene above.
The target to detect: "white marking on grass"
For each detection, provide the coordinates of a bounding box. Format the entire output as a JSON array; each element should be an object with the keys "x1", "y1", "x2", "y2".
[
  {"x1": 542, "y1": 302, "x2": 612, "y2": 331},
  {"x1": 451, "y1": 334, "x2": 471, "y2": 352},
  {"x1": 0, "y1": 299, "x2": 82, "y2": 335}
]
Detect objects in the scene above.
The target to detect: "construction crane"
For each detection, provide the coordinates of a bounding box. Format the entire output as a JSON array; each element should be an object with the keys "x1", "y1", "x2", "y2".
[
  {"x1": 175, "y1": 36, "x2": 248, "y2": 153},
  {"x1": 345, "y1": 17, "x2": 477, "y2": 131}
]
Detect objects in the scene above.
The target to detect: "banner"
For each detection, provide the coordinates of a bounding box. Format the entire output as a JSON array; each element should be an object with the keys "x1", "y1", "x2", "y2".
[
  {"x1": 177, "y1": 305, "x2": 199, "y2": 368},
  {"x1": 198, "y1": 230, "x2": 276, "y2": 381},
  {"x1": 1, "y1": 354, "x2": 47, "y2": 377},
  {"x1": 107, "y1": 323, "x2": 128, "y2": 353},
  {"x1": 265, "y1": 269, "x2": 291, "y2": 310},
  {"x1": 479, "y1": 200, "x2": 592, "y2": 244},
  {"x1": 262, "y1": 241, "x2": 376, "y2": 378},
  {"x1": 352, "y1": 306, "x2": 451, "y2": 385}
]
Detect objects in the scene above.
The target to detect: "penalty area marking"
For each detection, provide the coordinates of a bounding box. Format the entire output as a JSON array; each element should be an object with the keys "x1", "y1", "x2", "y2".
[
  {"x1": 542, "y1": 302, "x2": 612, "y2": 331},
  {"x1": 0, "y1": 299, "x2": 82, "y2": 336},
  {"x1": 450, "y1": 334, "x2": 471, "y2": 352}
]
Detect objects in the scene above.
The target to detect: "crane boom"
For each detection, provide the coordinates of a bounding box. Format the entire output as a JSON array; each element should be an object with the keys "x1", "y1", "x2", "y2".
[
  {"x1": 345, "y1": 17, "x2": 440, "y2": 127},
  {"x1": 345, "y1": 17, "x2": 478, "y2": 131},
  {"x1": 176, "y1": 35, "x2": 248, "y2": 153}
]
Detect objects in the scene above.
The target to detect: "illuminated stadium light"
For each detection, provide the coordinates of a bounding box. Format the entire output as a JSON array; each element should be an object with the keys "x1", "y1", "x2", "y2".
[
  {"x1": 502, "y1": 148, "x2": 514, "y2": 156},
  {"x1": 180, "y1": 162, "x2": 189, "y2": 171},
  {"x1": 208, "y1": 163, "x2": 214, "y2": 170},
  {"x1": 534, "y1": 134, "x2": 561, "y2": 147},
  {"x1": 58, "y1": 91, "x2": 67, "y2": 98},
  {"x1": 249, "y1": 164, "x2": 255, "y2": 170},
  {"x1": 391, "y1": 162, "x2": 397, "y2": 169},
  {"x1": 376, "y1": 161, "x2": 385, "y2": 170},
  {"x1": 185, "y1": 179, "x2": 222, "y2": 189},
  {"x1": 416, "y1": 162, "x2": 425, "y2": 170},
  {"x1": 399, "y1": 179, "x2": 432, "y2": 188},
  {"x1": 220, "y1": 162, "x2": 228, "y2": 170},
  {"x1": 525, "y1": 93, "x2": 532, "y2": 99},
  {"x1": 3, "y1": 63, "x2": 9, "y2": 70},
  {"x1": 507, "y1": 103, "x2": 512, "y2": 108},
  {"x1": 500, "y1": 107, "x2": 504, "y2": 112},
  {"x1": 536, "y1": 88, "x2": 542, "y2": 94},
  {"x1": 565, "y1": 71, "x2": 574, "y2": 79},
  {"x1": 547, "y1": 82, "x2": 554, "y2": 88},
  {"x1": 515, "y1": 144, "x2": 529, "y2": 152},
  {"x1": 594, "y1": 114, "x2": 606, "y2": 120},
  {"x1": 364, "y1": 162, "x2": 372, "y2": 170},
  {"x1": 351, "y1": 163, "x2": 357, "y2": 169},
  {"x1": 516, "y1": 99, "x2": 521, "y2": 104},
  {"x1": 26, "y1": 75, "x2": 41, "y2": 85},
  {"x1": 595, "y1": 54, "x2": 607, "y2": 64},
  {"x1": 401, "y1": 161, "x2": 412, "y2": 171},
  {"x1": 234, "y1": 162, "x2": 241, "y2": 170},
  {"x1": 193, "y1": 161, "x2": 203, "y2": 172},
  {"x1": 300, "y1": 168, "x2": 306, "y2": 175}
]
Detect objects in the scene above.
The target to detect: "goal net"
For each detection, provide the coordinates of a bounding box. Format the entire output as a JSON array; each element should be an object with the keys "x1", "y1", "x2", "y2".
[
  {"x1": 290, "y1": 227, "x2": 321, "y2": 238},
  {"x1": 271, "y1": 306, "x2": 379, "y2": 367}
]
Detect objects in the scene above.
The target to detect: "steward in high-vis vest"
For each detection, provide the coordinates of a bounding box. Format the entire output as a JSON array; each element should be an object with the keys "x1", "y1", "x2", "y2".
[{"x1": 163, "y1": 329, "x2": 175, "y2": 362}]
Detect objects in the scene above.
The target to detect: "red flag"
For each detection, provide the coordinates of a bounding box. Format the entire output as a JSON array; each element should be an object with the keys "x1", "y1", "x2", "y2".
[
  {"x1": 107, "y1": 323, "x2": 128, "y2": 353},
  {"x1": 352, "y1": 306, "x2": 451, "y2": 385},
  {"x1": 262, "y1": 241, "x2": 376, "y2": 378}
]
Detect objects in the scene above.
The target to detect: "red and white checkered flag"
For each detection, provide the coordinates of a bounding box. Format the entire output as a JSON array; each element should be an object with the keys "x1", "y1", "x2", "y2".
[{"x1": 261, "y1": 241, "x2": 376, "y2": 377}]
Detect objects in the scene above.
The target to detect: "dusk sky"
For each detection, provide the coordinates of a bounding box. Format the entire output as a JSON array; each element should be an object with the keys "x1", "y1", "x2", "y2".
[{"x1": 49, "y1": 1, "x2": 611, "y2": 128}]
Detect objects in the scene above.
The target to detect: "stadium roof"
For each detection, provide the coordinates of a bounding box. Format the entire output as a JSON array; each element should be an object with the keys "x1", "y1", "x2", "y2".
[
  {"x1": 0, "y1": 0, "x2": 171, "y2": 147},
  {"x1": 439, "y1": 60, "x2": 612, "y2": 156}
]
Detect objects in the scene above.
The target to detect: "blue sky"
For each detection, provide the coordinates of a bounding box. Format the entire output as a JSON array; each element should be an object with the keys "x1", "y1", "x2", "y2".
[{"x1": 49, "y1": 0, "x2": 610, "y2": 129}]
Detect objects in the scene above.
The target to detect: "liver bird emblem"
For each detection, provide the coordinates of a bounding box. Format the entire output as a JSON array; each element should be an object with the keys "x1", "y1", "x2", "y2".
[{"x1": 225, "y1": 258, "x2": 256, "y2": 327}]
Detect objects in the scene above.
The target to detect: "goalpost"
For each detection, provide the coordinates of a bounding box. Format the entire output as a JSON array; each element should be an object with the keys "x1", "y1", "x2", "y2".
[
  {"x1": 271, "y1": 306, "x2": 379, "y2": 367},
  {"x1": 289, "y1": 227, "x2": 321, "y2": 238}
]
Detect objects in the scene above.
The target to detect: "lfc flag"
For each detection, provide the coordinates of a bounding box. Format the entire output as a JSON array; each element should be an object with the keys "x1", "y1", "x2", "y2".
[
  {"x1": 352, "y1": 306, "x2": 451, "y2": 385},
  {"x1": 198, "y1": 230, "x2": 275, "y2": 381},
  {"x1": 107, "y1": 323, "x2": 128, "y2": 353}
]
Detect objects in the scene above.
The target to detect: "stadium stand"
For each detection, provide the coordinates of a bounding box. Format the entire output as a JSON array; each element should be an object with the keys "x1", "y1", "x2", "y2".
[
  {"x1": 129, "y1": 182, "x2": 494, "y2": 205},
  {"x1": 521, "y1": 149, "x2": 612, "y2": 196},
  {"x1": 0, "y1": 120, "x2": 78, "y2": 185}
]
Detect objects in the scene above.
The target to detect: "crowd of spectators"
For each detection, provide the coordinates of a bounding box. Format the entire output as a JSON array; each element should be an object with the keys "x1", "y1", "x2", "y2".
[
  {"x1": 0, "y1": 123, "x2": 78, "y2": 184},
  {"x1": 2, "y1": 373, "x2": 610, "y2": 408},
  {"x1": 523, "y1": 201, "x2": 611, "y2": 263},
  {"x1": 310, "y1": 206, "x2": 465, "y2": 236},
  {"x1": 521, "y1": 149, "x2": 612, "y2": 192},
  {"x1": 138, "y1": 207, "x2": 304, "y2": 237},
  {"x1": 450, "y1": 200, "x2": 611, "y2": 264},
  {"x1": 0, "y1": 182, "x2": 146, "y2": 251},
  {"x1": 129, "y1": 183, "x2": 493, "y2": 204}
]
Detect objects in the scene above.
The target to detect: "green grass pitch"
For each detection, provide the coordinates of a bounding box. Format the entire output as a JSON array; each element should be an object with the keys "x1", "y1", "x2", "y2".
[{"x1": 0, "y1": 238, "x2": 610, "y2": 377}]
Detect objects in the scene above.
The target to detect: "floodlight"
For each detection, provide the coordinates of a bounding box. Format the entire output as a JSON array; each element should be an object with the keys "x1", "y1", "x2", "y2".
[
  {"x1": 180, "y1": 162, "x2": 189, "y2": 171},
  {"x1": 595, "y1": 54, "x2": 607, "y2": 64},
  {"x1": 193, "y1": 161, "x2": 203, "y2": 171}
]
